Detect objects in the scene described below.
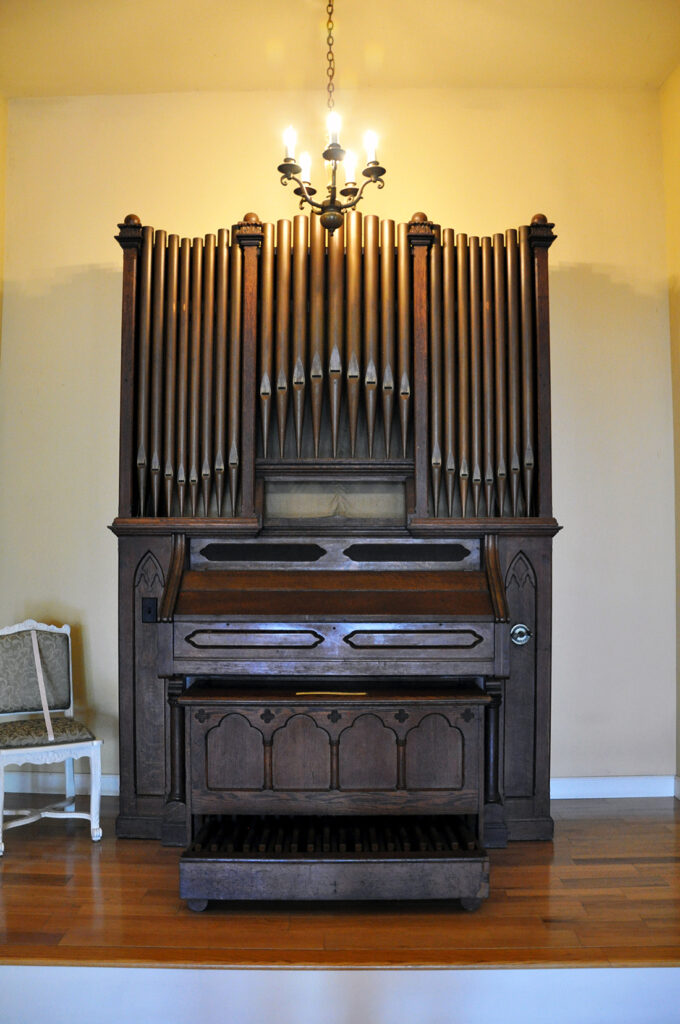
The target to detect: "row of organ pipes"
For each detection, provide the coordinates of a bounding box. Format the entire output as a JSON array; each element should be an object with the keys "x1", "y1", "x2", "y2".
[{"x1": 128, "y1": 209, "x2": 546, "y2": 520}]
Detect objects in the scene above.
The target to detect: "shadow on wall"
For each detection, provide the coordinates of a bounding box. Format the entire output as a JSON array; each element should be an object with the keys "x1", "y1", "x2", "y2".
[{"x1": 0, "y1": 263, "x2": 122, "y2": 771}]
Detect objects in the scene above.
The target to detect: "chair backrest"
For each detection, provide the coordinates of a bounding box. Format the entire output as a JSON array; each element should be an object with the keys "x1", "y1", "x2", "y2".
[{"x1": 0, "y1": 620, "x2": 73, "y2": 718}]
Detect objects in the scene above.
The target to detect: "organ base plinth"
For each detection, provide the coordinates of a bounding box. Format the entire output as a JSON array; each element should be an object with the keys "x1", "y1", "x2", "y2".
[{"x1": 180, "y1": 815, "x2": 489, "y2": 909}]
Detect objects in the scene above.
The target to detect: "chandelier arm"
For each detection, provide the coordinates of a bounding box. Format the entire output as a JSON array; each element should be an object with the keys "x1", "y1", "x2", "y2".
[
  {"x1": 336, "y1": 176, "x2": 375, "y2": 211},
  {"x1": 288, "y1": 176, "x2": 325, "y2": 212}
]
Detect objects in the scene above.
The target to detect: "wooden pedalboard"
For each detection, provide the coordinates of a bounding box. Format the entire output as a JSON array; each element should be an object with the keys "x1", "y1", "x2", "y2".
[
  {"x1": 178, "y1": 684, "x2": 490, "y2": 910},
  {"x1": 180, "y1": 814, "x2": 489, "y2": 911}
]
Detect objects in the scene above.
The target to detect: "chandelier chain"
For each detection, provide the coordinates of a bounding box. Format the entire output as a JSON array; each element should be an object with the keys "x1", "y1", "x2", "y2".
[{"x1": 326, "y1": 0, "x2": 335, "y2": 110}]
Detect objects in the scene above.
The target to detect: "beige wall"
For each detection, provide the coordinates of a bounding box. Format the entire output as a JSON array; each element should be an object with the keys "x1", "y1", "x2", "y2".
[
  {"x1": 661, "y1": 65, "x2": 680, "y2": 781},
  {"x1": 0, "y1": 87, "x2": 675, "y2": 778},
  {"x1": 0, "y1": 97, "x2": 6, "y2": 347}
]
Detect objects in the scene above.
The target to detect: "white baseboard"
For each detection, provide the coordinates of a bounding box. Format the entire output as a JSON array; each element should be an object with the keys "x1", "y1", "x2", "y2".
[
  {"x1": 4, "y1": 771, "x2": 675, "y2": 801},
  {"x1": 550, "y1": 776, "x2": 675, "y2": 799},
  {"x1": 4, "y1": 769, "x2": 119, "y2": 797}
]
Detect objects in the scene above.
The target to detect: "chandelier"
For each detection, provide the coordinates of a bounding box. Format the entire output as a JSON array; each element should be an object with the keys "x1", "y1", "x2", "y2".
[{"x1": 277, "y1": 0, "x2": 386, "y2": 233}]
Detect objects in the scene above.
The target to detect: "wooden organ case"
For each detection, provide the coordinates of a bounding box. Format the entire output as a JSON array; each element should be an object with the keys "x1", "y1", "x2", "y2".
[{"x1": 112, "y1": 209, "x2": 558, "y2": 910}]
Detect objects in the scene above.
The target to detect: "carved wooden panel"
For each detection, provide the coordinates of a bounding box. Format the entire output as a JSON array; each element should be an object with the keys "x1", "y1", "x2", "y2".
[
  {"x1": 171, "y1": 618, "x2": 497, "y2": 676},
  {"x1": 206, "y1": 713, "x2": 264, "y2": 790},
  {"x1": 272, "y1": 715, "x2": 331, "y2": 790},
  {"x1": 338, "y1": 714, "x2": 397, "y2": 790},
  {"x1": 133, "y1": 552, "x2": 165, "y2": 796},
  {"x1": 405, "y1": 714, "x2": 463, "y2": 790},
  {"x1": 505, "y1": 551, "x2": 537, "y2": 798}
]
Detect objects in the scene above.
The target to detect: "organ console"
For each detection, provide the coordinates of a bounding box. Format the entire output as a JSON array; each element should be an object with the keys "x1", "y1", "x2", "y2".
[{"x1": 112, "y1": 209, "x2": 559, "y2": 909}]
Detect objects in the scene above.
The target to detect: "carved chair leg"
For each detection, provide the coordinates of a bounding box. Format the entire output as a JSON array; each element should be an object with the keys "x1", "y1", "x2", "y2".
[
  {"x1": 89, "y1": 745, "x2": 102, "y2": 842},
  {"x1": 65, "y1": 757, "x2": 76, "y2": 811}
]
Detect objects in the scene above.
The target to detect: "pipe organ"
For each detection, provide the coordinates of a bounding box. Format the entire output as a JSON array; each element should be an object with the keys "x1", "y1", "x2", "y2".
[{"x1": 113, "y1": 208, "x2": 558, "y2": 909}]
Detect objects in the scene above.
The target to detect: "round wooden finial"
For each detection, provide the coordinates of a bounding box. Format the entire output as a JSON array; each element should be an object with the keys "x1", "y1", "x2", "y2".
[
  {"x1": 124, "y1": 214, "x2": 141, "y2": 226},
  {"x1": 531, "y1": 213, "x2": 548, "y2": 225},
  {"x1": 411, "y1": 211, "x2": 428, "y2": 223},
  {"x1": 243, "y1": 212, "x2": 261, "y2": 224}
]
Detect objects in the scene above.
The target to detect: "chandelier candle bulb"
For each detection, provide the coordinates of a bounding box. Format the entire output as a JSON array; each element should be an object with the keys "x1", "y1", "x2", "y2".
[
  {"x1": 364, "y1": 130, "x2": 378, "y2": 165},
  {"x1": 344, "y1": 150, "x2": 357, "y2": 186},
  {"x1": 327, "y1": 111, "x2": 341, "y2": 146},
  {"x1": 283, "y1": 126, "x2": 297, "y2": 160}
]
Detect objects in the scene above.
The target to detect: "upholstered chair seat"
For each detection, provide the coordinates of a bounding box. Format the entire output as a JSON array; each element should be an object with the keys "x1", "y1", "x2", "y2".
[{"x1": 0, "y1": 716, "x2": 95, "y2": 749}]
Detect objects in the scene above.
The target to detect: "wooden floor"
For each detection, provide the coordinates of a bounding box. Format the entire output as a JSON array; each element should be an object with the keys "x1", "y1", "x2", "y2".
[{"x1": 0, "y1": 796, "x2": 679, "y2": 968}]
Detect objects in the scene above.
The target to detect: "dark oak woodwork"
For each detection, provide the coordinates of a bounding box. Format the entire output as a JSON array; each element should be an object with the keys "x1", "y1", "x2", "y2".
[{"x1": 112, "y1": 208, "x2": 559, "y2": 907}]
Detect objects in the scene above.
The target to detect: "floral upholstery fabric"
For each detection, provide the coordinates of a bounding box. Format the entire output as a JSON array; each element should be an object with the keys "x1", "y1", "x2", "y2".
[
  {"x1": 0, "y1": 629, "x2": 70, "y2": 714},
  {"x1": 0, "y1": 716, "x2": 94, "y2": 749}
]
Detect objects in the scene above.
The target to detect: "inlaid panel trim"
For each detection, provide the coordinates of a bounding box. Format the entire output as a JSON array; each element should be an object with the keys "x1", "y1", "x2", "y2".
[
  {"x1": 343, "y1": 628, "x2": 483, "y2": 650},
  {"x1": 185, "y1": 628, "x2": 325, "y2": 650}
]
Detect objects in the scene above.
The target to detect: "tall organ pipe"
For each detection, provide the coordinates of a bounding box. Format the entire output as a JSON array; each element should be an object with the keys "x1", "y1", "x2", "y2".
[
  {"x1": 397, "y1": 223, "x2": 412, "y2": 458},
  {"x1": 176, "y1": 239, "x2": 191, "y2": 516},
  {"x1": 149, "y1": 230, "x2": 166, "y2": 517},
  {"x1": 328, "y1": 222, "x2": 345, "y2": 458},
  {"x1": 258, "y1": 223, "x2": 274, "y2": 460},
  {"x1": 346, "y1": 210, "x2": 362, "y2": 457},
  {"x1": 214, "y1": 228, "x2": 230, "y2": 515},
  {"x1": 442, "y1": 229, "x2": 456, "y2": 516},
  {"x1": 380, "y1": 220, "x2": 396, "y2": 457},
  {"x1": 481, "y1": 236, "x2": 495, "y2": 517},
  {"x1": 309, "y1": 213, "x2": 326, "y2": 457},
  {"x1": 227, "y1": 239, "x2": 242, "y2": 514},
  {"x1": 506, "y1": 228, "x2": 521, "y2": 516},
  {"x1": 429, "y1": 226, "x2": 443, "y2": 516},
  {"x1": 363, "y1": 216, "x2": 379, "y2": 458},
  {"x1": 163, "y1": 234, "x2": 179, "y2": 515},
  {"x1": 493, "y1": 233, "x2": 508, "y2": 516},
  {"x1": 275, "y1": 219, "x2": 291, "y2": 458},
  {"x1": 188, "y1": 238, "x2": 203, "y2": 516},
  {"x1": 456, "y1": 234, "x2": 470, "y2": 517},
  {"x1": 519, "y1": 225, "x2": 535, "y2": 515},
  {"x1": 200, "y1": 234, "x2": 216, "y2": 515},
  {"x1": 136, "y1": 226, "x2": 153, "y2": 516}
]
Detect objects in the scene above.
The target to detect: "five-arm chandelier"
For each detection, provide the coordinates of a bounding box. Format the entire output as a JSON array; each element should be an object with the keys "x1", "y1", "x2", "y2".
[{"x1": 277, "y1": 0, "x2": 386, "y2": 233}]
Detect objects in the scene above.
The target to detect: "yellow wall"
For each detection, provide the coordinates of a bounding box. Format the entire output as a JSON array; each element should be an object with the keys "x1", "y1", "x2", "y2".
[
  {"x1": 0, "y1": 87, "x2": 675, "y2": 778},
  {"x1": 661, "y1": 65, "x2": 680, "y2": 781}
]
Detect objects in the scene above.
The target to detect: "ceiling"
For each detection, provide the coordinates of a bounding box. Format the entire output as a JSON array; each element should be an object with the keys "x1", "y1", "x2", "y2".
[{"x1": 1, "y1": 0, "x2": 680, "y2": 99}]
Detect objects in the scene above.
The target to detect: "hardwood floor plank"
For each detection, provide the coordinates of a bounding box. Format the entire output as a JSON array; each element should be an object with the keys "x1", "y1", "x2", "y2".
[{"x1": 1, "y1": 798, "x2": 679, "y2": 967}]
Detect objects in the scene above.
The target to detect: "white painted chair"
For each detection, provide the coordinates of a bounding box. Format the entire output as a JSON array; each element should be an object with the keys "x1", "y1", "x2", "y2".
[{"x1": 0, "y1": 619, "x2": 102, "y2": 855}]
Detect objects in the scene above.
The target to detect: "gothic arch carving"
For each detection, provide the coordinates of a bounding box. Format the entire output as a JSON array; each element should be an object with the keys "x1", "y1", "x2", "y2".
[
  {"x1": 338, "y1": 713, "x2": 397, "y2": 790},
  {"x1": 134, "y1": 552, "x2": 165, "y2": 594},
  {"x1": 206, "y1": 713, "x2": 264, "y2": 790},
  {"x1": 505, "y1": 551, "x2": 536, "y2": 593},
  {"x1": 405, "y1": 713, "x2": 463, "y2": 790},
  {"x1": 272, "y1": 714, "x2": 331, "y2": 790}
]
